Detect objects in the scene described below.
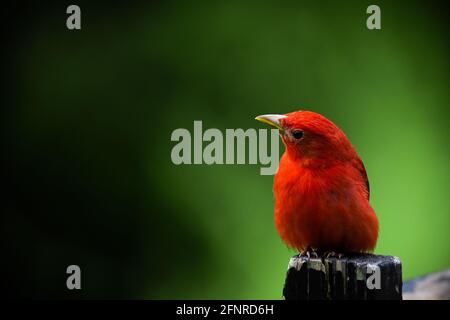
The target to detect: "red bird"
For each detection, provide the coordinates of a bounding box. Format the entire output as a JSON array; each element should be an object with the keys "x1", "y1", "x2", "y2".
[{"x1": 256, "y1": 111, "x2": 378, "y2": 254}]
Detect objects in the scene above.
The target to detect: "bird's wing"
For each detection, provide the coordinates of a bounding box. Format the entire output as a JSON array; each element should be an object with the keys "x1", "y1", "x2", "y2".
[{"x1": 352, "y1": 157, "x2": 370, "y2": 200}]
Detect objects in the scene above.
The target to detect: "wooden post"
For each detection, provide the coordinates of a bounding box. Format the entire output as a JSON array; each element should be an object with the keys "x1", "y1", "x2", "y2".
[{"x1": 283, "y1": 253, "x2": 402, "y2": 300}]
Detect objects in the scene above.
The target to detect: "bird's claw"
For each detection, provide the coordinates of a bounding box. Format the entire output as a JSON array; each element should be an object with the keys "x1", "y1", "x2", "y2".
[
  {"x1": 323, "y1": 251, "x2": 344, "y2": 259},
  {"x1": 299, "y1": 247, "x2": 319, "y2": 259}
]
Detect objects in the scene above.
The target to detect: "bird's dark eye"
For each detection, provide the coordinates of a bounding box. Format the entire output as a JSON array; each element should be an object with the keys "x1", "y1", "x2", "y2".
[{"x1": 292, "y1": 130, "x2": 304, "y2": 140}]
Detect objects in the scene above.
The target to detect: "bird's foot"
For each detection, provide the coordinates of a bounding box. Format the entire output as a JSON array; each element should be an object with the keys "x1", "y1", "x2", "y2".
[
  {"x1": 299, "y1": 247, "x2": 319, "y2": 259},
  {"x1": 323, "y1": 251, "x2": 344, "y2": 259}
]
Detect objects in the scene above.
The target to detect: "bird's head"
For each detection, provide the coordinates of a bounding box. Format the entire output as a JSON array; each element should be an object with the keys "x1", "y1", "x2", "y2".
[{"x1": 256, "y1": 111, "x2": 355, "y2": 167}]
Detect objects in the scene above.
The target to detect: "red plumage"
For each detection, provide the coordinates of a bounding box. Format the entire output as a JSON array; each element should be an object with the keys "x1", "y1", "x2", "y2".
[{"x1": 259, "y1": 111, "x2": 378, "y2": 253}]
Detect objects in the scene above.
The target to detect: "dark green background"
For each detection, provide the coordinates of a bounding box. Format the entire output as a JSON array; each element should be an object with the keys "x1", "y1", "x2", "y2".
[{"x1": 3, "y1": 0, "x2": 449, "y2": 298}]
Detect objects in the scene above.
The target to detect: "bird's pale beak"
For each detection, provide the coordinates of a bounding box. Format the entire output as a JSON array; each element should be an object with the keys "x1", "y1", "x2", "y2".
[{"x1": 255, "y1": 114, "x2": 287, "y2": 131}]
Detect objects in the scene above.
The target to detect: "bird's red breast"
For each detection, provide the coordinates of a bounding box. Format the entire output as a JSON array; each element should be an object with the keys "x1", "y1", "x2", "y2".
[{"x1": 257, "y1": 111, "x2": 378, "y2": 253}]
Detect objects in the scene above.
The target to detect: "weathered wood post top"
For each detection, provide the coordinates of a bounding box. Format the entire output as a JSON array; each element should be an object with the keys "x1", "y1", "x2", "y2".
[{"x1": 283, "y1": 253, "x2": 402, "y2": 300}]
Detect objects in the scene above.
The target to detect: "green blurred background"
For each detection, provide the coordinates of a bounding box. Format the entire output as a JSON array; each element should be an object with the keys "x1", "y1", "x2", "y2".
[{"x1": 3, "y1": 0, "x2": 449, "y2": 298}]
